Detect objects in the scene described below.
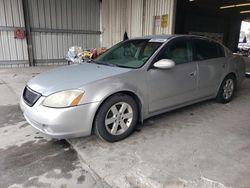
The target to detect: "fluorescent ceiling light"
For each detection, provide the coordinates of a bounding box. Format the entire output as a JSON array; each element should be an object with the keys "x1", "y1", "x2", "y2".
[
  {"x1": 220, "y1": 5, "x2": 235, "y2": 9},
  {"x1": 220, "y1": 3, "x2": 250, "y2": 9},
  {"x1": 237, "y1": 3, "x2": 250, "y2": 7},
  {"x1": 240, "y1": 10, "x2": 250, "y2": 13}
]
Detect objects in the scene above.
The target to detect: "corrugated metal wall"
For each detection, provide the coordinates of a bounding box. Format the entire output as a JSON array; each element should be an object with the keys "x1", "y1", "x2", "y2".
[
  {"x1": 101, "y1": 0, "x2": 176, "y2": 47},
  {"x1": 144, "y1": 0, "x2": 176, "y2": 35},
  {"x1": 100, "y1": 0, "x2": 147, "y2": 47},
  {"x1": 127, "y1": 0, "x2": 144, "y2": 38},
  {"x1": 0, "y1": 0, "x2": 29, "y2": 66},
  {"x1": 1, "y1": 0, "x2": 176, "y2": 66},
  {"x1": 28, "y1": 0, "x2": 100, "y2": 65},
  {"x1": 0, "y1": 0, "x2": 100, "y2": 67}
]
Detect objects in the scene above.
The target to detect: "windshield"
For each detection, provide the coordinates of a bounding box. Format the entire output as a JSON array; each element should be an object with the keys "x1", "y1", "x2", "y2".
[{"x1": 95, "y1": 39, "x2": 162, "y2": 68}]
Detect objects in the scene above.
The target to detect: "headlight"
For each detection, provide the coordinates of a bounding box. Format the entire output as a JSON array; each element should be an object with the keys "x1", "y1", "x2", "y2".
[{"x1": 43, "y1": 89, "x2": 84, "y2": 108}]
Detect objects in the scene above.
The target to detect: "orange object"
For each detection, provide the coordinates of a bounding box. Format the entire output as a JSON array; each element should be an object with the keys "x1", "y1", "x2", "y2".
[{"x1": 70, "y1": 93, "x2": 84, "y2": 106}]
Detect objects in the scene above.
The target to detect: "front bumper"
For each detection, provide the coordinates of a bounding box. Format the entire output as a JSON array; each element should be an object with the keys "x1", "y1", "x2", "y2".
[{"x1": 20, "y1": 96, "x2": 100, "y2": 139}]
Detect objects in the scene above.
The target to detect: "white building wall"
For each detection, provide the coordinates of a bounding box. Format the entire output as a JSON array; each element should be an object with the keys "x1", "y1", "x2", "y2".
[
  {"x1": 0, "y1": 0, "x2": 101, "y2": 66},
  {"x1": 101, "y1": 0, "x2": 176, "y2": 47},
  {"x1": 0, "y1": 0, "x2": 29, "y2": 66},
  {"x1": 28, "y1": 0, "x2": 100, "y2": 64},
  {"x1": 127, "y1": 0, "x2": 144, "y2": 38},
  {"x1": 1, "y1": 0, "x2": 176, "y2": 66}
]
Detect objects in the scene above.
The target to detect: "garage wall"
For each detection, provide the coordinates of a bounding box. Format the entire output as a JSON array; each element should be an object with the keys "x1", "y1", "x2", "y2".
[
  {"x1": 28, "y1": 0, "x2": 100, "y2": 65},
  {"x1": 101, "y1": 0, "x2": 176, "y2": 47},
  {"x1": 0, "y1": 0, "x2": 101, "y2": 67},
  {"x1": 143, "y1": 0, "x2": 176, "y2": 35},
  {"x1": 1, "y1": 0, "x2": 176, "y2": 66},
  {"x1": 0, "y1": 0, "x2": 29, "y2": 66}
]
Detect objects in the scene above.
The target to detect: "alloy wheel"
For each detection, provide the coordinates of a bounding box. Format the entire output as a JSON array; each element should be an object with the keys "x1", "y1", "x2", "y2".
[
  {"x1": 105, "y1": 102, "x2": 133, "y2": 135},
  {"x1": 223, "y1": 78, "x2": 234, "y2": 100}
]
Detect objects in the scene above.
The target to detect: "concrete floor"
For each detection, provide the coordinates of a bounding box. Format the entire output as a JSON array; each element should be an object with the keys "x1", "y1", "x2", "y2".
[
  {"x1": 69, "y1": 79, "x2": 250, "y2": 188},
  {"x1": 0, "y1": 67, "x2": 108, "y2": 188},
  {"x1": 0, "y1": 61, "x2": 250, "y2": 188}
]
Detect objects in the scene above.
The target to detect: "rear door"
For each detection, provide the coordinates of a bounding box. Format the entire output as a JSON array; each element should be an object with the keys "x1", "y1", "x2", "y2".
[{"x1": 192, "y1": 39, "x2": 227, "y2": 98}]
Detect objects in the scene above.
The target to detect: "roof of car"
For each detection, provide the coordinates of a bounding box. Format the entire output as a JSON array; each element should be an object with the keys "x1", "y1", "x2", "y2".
[
  {"x1": 132, "y1": 34, "x2": 224, "y2": 45},
  {"x1": 141, "y1": 34, "x2": 173, "y2": 39},
  {"x1": 129, "y1": 34, "x2": 229, "y2": 53},
  {"x1": 134, "y1": 34, "x2": 209, "y2": 41},
  {"x1": 128, "y1": 34, "x2": 228, "y2": 50}
]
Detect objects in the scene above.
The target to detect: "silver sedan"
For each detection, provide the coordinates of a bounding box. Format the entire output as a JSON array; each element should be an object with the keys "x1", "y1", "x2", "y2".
[{"x1": 20, "y1": 35, "x2": 246, "y2": 142}]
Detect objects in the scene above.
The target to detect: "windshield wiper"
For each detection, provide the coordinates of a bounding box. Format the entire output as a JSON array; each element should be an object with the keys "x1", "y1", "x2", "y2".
[
  {"x1": 89, "y1": 59, "x2": 133, "y2": 69},
  {"x1": 115, "y1": 64, "x2": 134, "y2": 69},
  {"x1": 89, "y1": 59, "x2": 118, "y2": 67}
]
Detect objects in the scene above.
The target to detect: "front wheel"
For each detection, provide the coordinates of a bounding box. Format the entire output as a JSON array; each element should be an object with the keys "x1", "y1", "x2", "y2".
[
  {"x1": 216, "y1": 74, "x2": 236, "y2": 103},
  {"x1": 94, "y1": 94, "x2": 138, "y2": 142}
]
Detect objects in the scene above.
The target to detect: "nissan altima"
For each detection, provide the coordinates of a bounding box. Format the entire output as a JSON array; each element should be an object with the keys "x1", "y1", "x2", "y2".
[{"x1": 20, "y1": 35, "x2": 246, "y2": 142}]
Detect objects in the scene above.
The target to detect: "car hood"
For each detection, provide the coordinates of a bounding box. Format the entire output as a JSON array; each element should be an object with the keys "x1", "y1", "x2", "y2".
[{"x1": 27, "y1": 63, "x2": 131, "y2": 96}]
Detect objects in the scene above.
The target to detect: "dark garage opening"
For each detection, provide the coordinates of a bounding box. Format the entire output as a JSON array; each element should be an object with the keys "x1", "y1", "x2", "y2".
[{"x1": 175, "y1": 0, "x2": 250, "y2": 53}]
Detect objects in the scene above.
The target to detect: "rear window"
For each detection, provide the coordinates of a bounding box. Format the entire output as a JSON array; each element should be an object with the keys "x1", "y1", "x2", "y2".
[{"x1": 193, "y1": 39, "x2": 225, "y2": 61}]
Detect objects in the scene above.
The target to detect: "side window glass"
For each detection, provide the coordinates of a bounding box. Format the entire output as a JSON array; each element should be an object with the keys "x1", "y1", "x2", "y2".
[
  {"x1": 158, "y1": 39, "x2": 192, "y2": 65},
  {"x1": 194, "y1": 39, "x2": 223, "y2": 60},
  {"x1": 216, "y1": 43, "x2": 225, "y2": 57}
]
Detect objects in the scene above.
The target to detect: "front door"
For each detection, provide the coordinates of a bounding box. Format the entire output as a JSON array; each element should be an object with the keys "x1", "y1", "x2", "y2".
[{"x1": 147, "y1": 38, "x2": 198, "y2": 113}]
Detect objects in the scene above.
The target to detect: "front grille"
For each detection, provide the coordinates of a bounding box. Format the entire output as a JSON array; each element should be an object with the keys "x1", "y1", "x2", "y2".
[{"x1": 23, "y1": 86, "x2": 41, "y2": 107}]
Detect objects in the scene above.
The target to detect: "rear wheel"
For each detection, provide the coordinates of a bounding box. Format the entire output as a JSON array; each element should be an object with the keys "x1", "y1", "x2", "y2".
[
  {"x1": 94, "y1": 94, "x2": 138, "y2": 142},
  {"x1": 216, "y1": 74, "x2": 236, "y2": 103}
]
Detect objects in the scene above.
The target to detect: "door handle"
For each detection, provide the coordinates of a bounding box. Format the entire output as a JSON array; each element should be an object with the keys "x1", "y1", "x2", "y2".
[{"x1": 189, "y1": 71, "x2": 196, "y2": 76}]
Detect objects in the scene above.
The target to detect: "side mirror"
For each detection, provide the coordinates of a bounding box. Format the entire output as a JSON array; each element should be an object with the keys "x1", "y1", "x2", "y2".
[{"x1": 153, "y1": 59, "x2": 175, "y2": 69}]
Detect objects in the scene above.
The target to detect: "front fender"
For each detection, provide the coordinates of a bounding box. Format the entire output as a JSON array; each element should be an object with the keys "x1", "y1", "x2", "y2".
[{"x1": 79, "y1": 76, "x2": 147, "y2": 122}]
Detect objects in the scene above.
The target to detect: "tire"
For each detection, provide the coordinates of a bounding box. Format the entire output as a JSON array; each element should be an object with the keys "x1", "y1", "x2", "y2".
[
  {"x1": 216, "y1": 74, "x2": 236, "y2": 103},
  {"x1": 94, "y1": 94, "x2": 138, "y2": 142}
]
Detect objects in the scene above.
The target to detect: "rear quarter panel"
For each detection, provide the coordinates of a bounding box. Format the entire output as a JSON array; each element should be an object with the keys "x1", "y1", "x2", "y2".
[{"x1": 227, "y1": 54, "x2": 246, "y2": 85}]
